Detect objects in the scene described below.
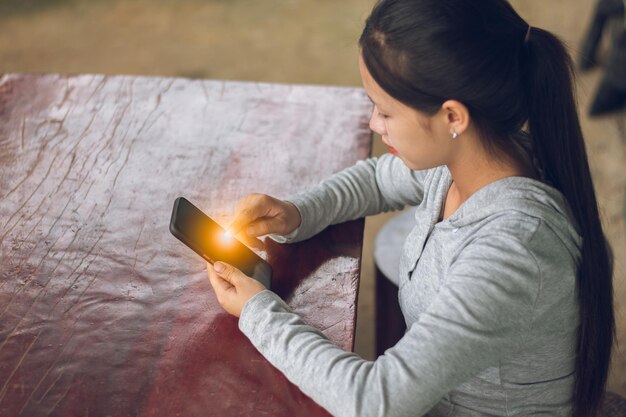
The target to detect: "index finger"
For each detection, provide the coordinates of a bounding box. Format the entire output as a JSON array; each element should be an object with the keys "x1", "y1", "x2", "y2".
[
  {"x1": 227, "y1": 216, "x2": 249, "y2": 237},
  {"x1": 228, "y1": 202, "x2": 266, "y2": 236}
]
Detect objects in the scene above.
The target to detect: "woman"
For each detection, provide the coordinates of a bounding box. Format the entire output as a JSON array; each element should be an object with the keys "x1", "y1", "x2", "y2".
[{"x1": 207, "y1": 0, "x2": 615, "y2": 415}]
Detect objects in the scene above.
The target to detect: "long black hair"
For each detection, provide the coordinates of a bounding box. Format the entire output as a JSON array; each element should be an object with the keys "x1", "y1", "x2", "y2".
[{"x1": 359, "y1": 1, "x2": 615, "y2": 415}]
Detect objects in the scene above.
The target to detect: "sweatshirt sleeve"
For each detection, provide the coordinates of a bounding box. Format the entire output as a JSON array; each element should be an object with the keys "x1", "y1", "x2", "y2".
[
  {"x1": 238, "y1": 234, "x2": 541, "y2": 417},
  {"x1": 268, "y1": 153, "x2": 428, "y2": 244}
]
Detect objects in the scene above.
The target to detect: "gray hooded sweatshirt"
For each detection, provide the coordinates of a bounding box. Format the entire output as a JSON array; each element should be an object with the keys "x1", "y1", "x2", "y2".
[{"x1": 238, "y1": 153, "x2": 582, "y2": 416}]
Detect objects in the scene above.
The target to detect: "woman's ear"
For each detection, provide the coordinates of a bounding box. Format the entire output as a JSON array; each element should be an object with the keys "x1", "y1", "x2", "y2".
[{"x1": 441, "y1": 99, "x2": 470, "y2": 137}]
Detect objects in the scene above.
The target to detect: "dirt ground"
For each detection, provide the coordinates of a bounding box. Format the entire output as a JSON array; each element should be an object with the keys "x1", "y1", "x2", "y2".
[{"x1": 1, "y1": 0, "x2": 625, "y2": 398}]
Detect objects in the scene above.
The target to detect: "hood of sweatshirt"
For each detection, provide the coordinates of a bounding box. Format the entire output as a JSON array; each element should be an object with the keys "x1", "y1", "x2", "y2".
[{"x1": 440, "y1": 166, "x2": 583, "y2": 259}]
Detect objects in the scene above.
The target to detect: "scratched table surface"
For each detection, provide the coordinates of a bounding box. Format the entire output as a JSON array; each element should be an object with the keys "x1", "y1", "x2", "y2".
[{"x1": 0, "y1": 74, "x2": 372, "y2": 417}]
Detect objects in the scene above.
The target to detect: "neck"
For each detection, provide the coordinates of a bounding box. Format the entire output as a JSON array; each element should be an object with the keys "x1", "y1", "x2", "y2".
[{"x1": 446, "y1": 134, "x2": 532, "y2": 203}]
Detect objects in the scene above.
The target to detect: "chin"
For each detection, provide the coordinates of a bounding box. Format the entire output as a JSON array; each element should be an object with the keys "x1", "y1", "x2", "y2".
[
  {"x1": 394, "y1": 155, "x2": 416, "y2": 168},
  {"x1": 403, "y1": 159, "x2": 440, "y2": 172}
]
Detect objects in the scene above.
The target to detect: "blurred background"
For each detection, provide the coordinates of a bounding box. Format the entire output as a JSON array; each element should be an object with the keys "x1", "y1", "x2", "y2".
[{"x1": 1, "y1": 0, "x2": 624, "y2": 397}]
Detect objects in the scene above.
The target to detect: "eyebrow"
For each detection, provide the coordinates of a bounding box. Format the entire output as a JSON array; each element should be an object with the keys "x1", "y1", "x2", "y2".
[
  {"x1": 366, "y1": 95, "x2": 390, "y2": 113},
  {"x1": 366, "y1": 95, "x2": 385, "y2": 109}
]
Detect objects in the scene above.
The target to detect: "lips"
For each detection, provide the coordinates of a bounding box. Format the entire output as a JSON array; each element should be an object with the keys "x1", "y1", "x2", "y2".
[
  {"x1": 380, "y1": 137, "x2": 396, "y2": 154},
  {"x1": 384, "y1": 142, "x2": 399, "y2": 155},
  {"x1": 381, "y1": 137, "x2": 398, "y2": 155}
]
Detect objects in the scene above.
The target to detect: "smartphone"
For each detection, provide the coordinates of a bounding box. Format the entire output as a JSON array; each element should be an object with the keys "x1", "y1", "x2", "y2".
[{"x1": 169, "y1": 197, "x2": 272, "y2": 289}]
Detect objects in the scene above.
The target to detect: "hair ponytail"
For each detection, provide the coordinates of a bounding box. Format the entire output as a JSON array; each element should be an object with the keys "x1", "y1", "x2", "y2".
[{"x1": 524, "y1": 27, "x2": 615, "y2": 417}]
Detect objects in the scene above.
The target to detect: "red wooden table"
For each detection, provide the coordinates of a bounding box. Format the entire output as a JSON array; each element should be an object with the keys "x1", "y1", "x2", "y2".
[{"x1": 0, "y1": 74, "x2": 372, "y2": 417}]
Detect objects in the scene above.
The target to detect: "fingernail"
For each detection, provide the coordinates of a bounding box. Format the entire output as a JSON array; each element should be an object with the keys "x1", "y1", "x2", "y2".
[{"x1": 214, "y1": 262, "x2": 225, "y2": 273}]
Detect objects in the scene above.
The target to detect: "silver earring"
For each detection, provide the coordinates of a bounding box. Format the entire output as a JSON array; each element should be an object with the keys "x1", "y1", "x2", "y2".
[{"x1": 451, "y1": 130, "x2": 459, "y2": 139}]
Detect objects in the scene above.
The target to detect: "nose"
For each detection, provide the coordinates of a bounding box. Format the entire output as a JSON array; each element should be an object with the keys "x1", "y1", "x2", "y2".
[{"x1": 369, "y1": 110, "x2": 387, "y2": 136}]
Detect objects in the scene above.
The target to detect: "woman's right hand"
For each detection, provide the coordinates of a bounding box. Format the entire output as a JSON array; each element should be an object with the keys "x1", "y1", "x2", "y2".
[{"x1": 227, "y1": 194, "x2": 302, "y2": 250}]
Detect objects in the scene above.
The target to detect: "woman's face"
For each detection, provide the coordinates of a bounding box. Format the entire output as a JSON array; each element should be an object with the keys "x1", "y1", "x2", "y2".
[{"x1": 358, "y1": 54, "x2": 453, "y2": 171}]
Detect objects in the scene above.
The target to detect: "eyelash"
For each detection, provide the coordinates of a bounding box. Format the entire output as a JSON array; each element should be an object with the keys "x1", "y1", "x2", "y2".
[{"x1": 378, "y1": 111, "x2": 389, "y2": 119}]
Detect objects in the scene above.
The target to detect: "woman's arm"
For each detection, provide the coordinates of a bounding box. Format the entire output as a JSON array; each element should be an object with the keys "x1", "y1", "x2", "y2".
[
  {"x1": 238, "y1": 234, "x2": 542, "y2": 417},
  {"x1": 271, "y1": 153, "x2": 429, "y2": 244}
]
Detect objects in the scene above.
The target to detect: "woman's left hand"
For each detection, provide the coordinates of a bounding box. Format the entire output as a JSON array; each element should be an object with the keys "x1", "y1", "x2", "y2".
[{"x1": 206, "y1": 261, "x2": 266, "y2": 317}]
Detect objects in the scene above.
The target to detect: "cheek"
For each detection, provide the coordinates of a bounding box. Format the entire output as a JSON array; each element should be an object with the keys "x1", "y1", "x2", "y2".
[
  {"x1": 386, "y1": 121, "x2": 413, "y2": 146},
  {"x1": 389, "y1": 122, "x2": 438, "y2": 157}
]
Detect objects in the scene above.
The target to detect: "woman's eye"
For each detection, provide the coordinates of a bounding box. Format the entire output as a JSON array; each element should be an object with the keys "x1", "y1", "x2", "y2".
[{"x1": 378, "y1": 112, "x2": 389, "y2": 119}]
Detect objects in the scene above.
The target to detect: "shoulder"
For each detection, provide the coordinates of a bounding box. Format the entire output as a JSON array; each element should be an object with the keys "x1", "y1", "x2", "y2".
[
  {"x1": 454, "y1": 208, "x2": 580, "y2": 269},
  {"x1": 449, "y1": 174, "x2": 582, "y2": 260}
]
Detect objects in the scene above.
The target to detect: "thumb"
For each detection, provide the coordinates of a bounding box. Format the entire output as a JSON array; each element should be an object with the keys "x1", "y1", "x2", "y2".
[{"x1": 213, "y1": 262, "x2": 244, "y2": 286}]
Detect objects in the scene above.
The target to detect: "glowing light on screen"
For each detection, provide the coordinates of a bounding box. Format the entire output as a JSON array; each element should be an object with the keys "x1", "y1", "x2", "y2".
[{"x1": 221, "y1": 230, "x2": 234, "y2": 245}]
